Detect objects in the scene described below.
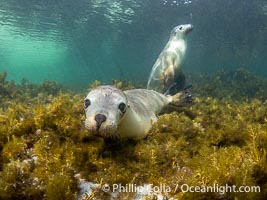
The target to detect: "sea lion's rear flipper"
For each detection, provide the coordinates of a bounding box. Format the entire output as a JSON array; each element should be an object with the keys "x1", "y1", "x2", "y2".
[{"x1": 169, "y1": 85, "x2": 194, "y2": 107}]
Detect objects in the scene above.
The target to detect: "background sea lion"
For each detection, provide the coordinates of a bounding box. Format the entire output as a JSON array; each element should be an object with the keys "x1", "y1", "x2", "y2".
[
  {"x1": 147, "y1": 24, "x2": 193, "y2": 94},
  {"x1": 84, "y1": 85, "x2": 192, "y2": 139}
]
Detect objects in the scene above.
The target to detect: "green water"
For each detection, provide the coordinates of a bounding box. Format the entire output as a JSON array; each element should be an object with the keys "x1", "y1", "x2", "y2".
[{"x1": 0, "y1": 0, "x2": 267, "y2": 89}]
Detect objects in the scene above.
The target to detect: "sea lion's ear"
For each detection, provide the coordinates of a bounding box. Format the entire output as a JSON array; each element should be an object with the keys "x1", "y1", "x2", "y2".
[{"x1": 171, "y1": 29, "x2": 176, "y2": 36}]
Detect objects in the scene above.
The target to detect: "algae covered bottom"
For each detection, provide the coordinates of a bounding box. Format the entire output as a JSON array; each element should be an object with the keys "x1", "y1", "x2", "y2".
[{"x1": 0, "y1": 69, "x2": 267, "y2": 200}]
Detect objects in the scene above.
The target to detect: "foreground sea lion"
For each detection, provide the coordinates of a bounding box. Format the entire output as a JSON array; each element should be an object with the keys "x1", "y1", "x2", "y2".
[
  {"x1": 84, "y1": 85, "x2": 192, "y2": 139},
  {"x1": 147, "y1": 24, "x2": 193, "y2": 94}
]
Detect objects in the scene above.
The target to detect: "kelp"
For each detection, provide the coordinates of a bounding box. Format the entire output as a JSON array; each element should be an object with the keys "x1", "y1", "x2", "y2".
[{"x1": 0, "y1": 70, "x2": 266, "y2": 199}]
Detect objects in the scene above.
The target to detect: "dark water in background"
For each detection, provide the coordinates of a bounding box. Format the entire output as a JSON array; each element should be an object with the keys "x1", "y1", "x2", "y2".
[{"x1": 0, "y1": 0, "x2": 267, "y2": 89}]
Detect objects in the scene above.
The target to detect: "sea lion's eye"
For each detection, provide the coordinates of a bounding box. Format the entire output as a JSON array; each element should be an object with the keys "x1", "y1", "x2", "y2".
[
  {"x1": 84, "y1": 99, "x2": 91, "y2": 109},
  {"x1": 179, "y1": 26, "x2": 183, "y2": 30},
  {"x1": 118, "y1": 102, "x2": 127, "y2": 114}
]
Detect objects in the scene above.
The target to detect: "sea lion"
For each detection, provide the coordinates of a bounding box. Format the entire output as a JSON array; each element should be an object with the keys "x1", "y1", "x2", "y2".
[
  {"x1": 147, "y1": 24, "x2": 193, "y2": 94},
  {"x1": 84, "y1": 85, "x2": 192, "y2": 139}
]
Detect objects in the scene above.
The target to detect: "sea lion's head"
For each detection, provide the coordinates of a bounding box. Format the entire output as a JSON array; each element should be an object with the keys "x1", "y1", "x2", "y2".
[
  {"x1": 84, "y1": 85, "x2": 128, "y2": 138},
  {"x1": 170, "y1": 24, "x2": 193, "y2": 39}
]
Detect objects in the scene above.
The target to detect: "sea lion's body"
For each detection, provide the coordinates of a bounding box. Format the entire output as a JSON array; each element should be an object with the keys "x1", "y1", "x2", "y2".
[
  {"x1": 84, "y1": 86, "x2": 190, "y2": 139},
  {"x1": 147, "y1": 24, "x2": 193, "y2": 94}
]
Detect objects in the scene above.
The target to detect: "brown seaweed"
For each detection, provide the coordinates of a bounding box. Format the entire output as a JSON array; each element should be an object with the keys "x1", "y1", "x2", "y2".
[{"x1": 0, "y1": 70, "x2": 266, "y2": 199}]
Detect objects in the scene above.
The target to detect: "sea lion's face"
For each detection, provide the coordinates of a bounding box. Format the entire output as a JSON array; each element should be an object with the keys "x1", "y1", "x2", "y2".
[
  {"x1": 84, "y1": 86, "x2": 128, "y2": 138},
  {"x1": 171, "y1": 24, "x2": 193, "y2": 39}
]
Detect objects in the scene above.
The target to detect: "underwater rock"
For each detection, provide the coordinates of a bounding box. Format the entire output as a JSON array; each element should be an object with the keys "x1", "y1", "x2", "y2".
[{"x1": 76, "y1": 174, "x2": 99, "y2": 200}]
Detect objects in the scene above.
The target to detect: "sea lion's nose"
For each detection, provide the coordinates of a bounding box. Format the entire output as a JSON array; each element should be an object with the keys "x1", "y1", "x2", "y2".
[{"x1": 95, "y1": 114, "x2": 107, "y2": 130}]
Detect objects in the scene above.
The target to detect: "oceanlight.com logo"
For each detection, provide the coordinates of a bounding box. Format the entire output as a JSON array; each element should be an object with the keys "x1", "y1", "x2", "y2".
[
  {"x1": 101, "y1": 183, "x2": 261, "y2": 195},
  {"x1": 179, "y1": 183, "x2": 261, "y2": 194}
]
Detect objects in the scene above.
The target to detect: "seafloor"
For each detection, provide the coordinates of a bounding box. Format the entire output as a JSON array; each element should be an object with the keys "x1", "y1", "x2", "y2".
[{"x1": 0, "y1": 68, "x2": 266, "y2": 200}]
